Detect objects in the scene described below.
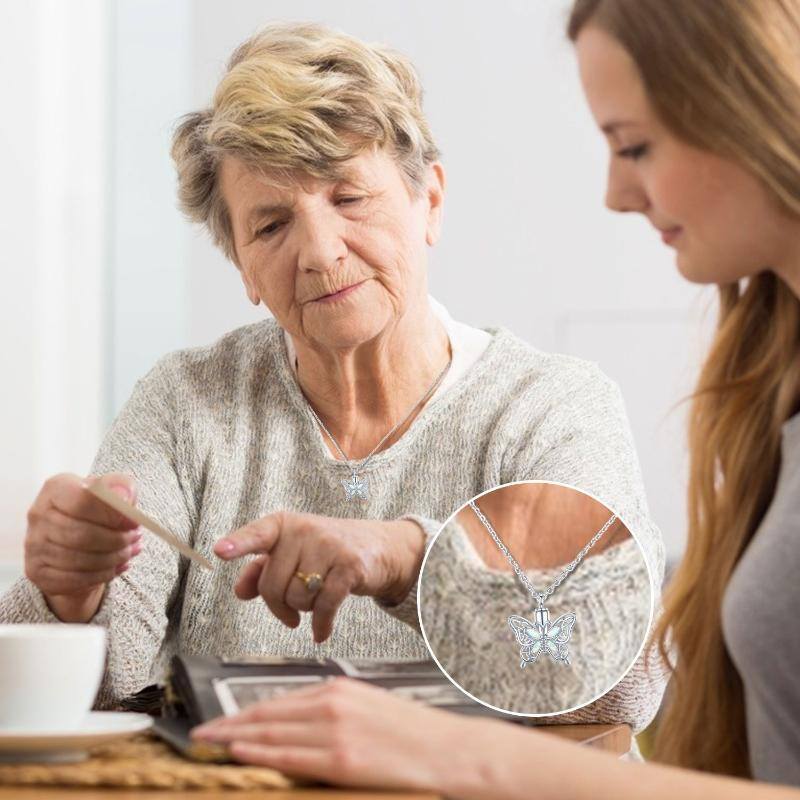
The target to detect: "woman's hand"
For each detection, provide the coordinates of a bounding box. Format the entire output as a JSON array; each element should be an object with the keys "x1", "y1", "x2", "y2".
[
  {"x1": 190, "y1": 680, "x2": 800, "y2": 800},
  {"x1": 214, "y1": 512, "x2": 425, "y2": 642},
  {"x1": 191, "y1": 678, "x2": 486, "y2": 793},
  {"x1": 24, "y1": 473, "x2": 142, "y2": 623}
]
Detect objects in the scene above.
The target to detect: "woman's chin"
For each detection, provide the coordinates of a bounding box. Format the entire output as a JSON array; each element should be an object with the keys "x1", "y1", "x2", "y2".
[
  {"x1": 674, "y1": 248, "x2": 714, "y2": 285},
  {"x1": 304, "y1": 313, "x2": 390, "y2": 351},
  {"x1": 675, "y1": 249, "x2": 747, "y2": 286},
  {"x1": 674, "y1": 252, "x2": 702, "y2": 283},
  {"x1": 300, "y1": 283, "x2": 391, "y2": 349}
]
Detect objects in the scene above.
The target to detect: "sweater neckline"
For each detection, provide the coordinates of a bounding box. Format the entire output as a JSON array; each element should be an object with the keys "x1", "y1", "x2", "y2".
[{"x1": 267, "y1": 318, "x2": 509, "y2": 472}]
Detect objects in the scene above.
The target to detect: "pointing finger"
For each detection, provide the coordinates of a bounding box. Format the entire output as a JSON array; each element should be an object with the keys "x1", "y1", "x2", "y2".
[{"x1": 215, "y1": 514, "x2": 283, "y2": 559}]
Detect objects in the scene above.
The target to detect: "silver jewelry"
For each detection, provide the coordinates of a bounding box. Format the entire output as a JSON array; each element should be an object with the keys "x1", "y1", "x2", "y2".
[
  {"x1": 306, "y1": 358, "x2": 451, "y2": 502},
  {"x1": 469, "y1": 500, "x2": 617, "y2": 668}
]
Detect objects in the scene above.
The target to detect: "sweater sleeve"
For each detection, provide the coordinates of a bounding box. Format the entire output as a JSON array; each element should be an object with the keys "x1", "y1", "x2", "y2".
[
  {"x1": 0, "y1": 356, "x2": 198, "y2": 708},
  {"x1": 493, "y1": 364, "x2": 667, "y2": 728},
  {"x1": 500, "y1": 362, "x2": 665, "y2": 587},
  {"x1": 380, "y1": 359, "x2": 668, "y2": 734},
  {"x1": 376, "y1": 363, "x2": 665, "y2": 641}
]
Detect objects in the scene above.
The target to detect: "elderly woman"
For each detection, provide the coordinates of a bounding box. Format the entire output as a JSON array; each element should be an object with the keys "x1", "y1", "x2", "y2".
[{"x1": 0, "y1": 21, "x2": 663, "y2": 727}]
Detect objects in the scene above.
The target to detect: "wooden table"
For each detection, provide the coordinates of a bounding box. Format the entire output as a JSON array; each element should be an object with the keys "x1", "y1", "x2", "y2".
[{"x1": 0, "y1": 723, "x2": 630, "y2": 799}]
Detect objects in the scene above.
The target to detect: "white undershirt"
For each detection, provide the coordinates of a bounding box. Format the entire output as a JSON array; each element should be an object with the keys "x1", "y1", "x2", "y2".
[{"x1": 283, "y1": 296, "x2": 491, "y2": 449}]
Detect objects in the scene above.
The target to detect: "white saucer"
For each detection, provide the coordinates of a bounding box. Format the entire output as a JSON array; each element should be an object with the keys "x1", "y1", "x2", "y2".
[{"x1": 0, "y1": 712, "x2": 153, "y2": 763}]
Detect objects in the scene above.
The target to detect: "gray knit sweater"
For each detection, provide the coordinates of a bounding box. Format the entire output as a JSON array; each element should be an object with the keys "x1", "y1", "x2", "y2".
[{"x1": 0, "y1": 317, "x2": 666, "y2": 733}]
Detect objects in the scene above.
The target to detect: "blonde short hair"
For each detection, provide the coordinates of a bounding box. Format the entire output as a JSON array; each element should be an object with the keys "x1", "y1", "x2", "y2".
[{"x1": 170, "y1": 22, "x2": 440, "y2": 262}]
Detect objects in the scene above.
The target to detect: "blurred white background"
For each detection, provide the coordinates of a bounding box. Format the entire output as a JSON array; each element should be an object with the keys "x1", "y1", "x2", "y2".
[{"x1": 0, "y1": 0, "x2": 714, "y2": 590}]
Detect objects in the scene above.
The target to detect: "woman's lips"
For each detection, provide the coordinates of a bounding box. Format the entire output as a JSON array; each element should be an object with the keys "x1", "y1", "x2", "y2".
[{"x1": 313, "y1": 280, "x2": 367, "y2": 304}]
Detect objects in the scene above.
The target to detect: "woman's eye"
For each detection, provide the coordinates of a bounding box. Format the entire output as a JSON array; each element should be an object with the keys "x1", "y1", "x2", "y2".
[
  {"x1": 616, "y1": 143, "x2": 649, "y2": 161},
  {"x1": 335, "y1": 196, "x2": 364, "y2": 206},
  {"x1": 257, "y1": 220, "x2": 284, "y2": 237}
]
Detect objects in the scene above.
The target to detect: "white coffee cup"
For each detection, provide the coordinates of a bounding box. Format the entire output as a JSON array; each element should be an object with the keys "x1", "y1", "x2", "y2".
[{"x1": 0, "y1": 624, "x2": 106, "y2": 731}]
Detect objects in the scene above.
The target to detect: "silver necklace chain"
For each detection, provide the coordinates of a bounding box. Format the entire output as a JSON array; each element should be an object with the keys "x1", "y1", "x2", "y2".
[
  {"x1": 468, "y1": 500, "x2": 617, "y2": 607},
  {"x1": 307, "y1": 357, "x2": 452, "y2": 476}
]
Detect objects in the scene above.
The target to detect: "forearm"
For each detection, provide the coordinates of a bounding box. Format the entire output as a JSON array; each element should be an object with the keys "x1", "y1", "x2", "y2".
[
  {"x1": 373, "y1": 513, "x2": 440, "y2": 630},
  {"x1": 446, "y1": 720, "x2": 798, "y2": 800},
  {"x1": 375, "y1": 519, "x2": 427, "y2": 605}
]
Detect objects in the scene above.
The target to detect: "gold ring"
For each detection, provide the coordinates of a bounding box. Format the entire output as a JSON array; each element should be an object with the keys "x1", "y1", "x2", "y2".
[{"x1": 294, "y1": 571, "x2": 324, "y2": 593}]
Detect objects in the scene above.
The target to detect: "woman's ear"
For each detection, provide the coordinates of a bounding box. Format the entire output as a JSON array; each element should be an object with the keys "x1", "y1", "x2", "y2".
[
  {"x1": 424, "y1": 162, "x2": 446, "y2": 247},
  {"x1": 236, "y1": 262, "x2": 261, "y2": 306},
  {"x1": 245, "y1": 279, "x2": 261, "y2": 306}
]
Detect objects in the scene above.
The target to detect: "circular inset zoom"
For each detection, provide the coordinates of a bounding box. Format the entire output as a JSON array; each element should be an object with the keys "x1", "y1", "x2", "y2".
[{"x1": 418, "y1": 480, "x2": 654, "y2": 716}]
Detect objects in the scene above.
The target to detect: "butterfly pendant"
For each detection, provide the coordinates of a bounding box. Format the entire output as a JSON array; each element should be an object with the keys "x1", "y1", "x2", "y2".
[
  {"x1": 508, "y1": 605, "x2": 577, "y2": 668},
  {"x1": 341, "y1": 472, "x2": 369, "y2": 502}
]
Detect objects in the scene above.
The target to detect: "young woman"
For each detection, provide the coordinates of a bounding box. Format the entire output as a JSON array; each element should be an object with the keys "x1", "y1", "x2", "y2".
[{"x1": 191, "y1": 1, "x2": 800, "y2": 795}]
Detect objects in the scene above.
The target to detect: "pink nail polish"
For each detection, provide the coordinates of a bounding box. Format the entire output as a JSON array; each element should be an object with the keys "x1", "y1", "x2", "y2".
[
  {"x1": 217, "y1": 540, "x2": 235, "y2": 554},
  {"x1": 131, "y1": 542, "x2": 143, "y2": 557},
  {"x1": 110, "y1": 484, "x2": 132, "y2": 502}
]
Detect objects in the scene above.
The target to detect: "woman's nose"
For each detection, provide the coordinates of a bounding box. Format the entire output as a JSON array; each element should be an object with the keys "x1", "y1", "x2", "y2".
[
  {"x1": 605, "y1": 163, "x2": 649, "y2": 214},
  {"x1": 295, "y1": 211, "x2": 349, "y2": 273}
]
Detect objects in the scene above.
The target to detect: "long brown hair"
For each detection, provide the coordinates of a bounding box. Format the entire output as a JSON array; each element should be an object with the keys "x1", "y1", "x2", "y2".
[{"x1": 568, "y1": 0, "x2": 800, "y2": 777}]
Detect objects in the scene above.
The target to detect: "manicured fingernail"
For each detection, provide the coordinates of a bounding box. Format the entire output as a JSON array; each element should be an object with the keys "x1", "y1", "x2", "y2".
[
  {"x1": 110, "y1": 484, "x2": 132, "y2": 501},
  {"x1": 131, "y1": 542, "x2": 142, "y2": 557},
  {"x1": 115, "y1": 562, "x2": 130, "y2": 574},
  {"x1": 216, "y1": 540, "x2": 235, "y2": 555}
]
